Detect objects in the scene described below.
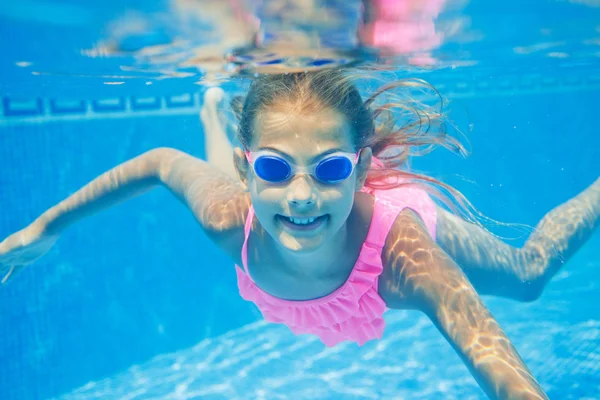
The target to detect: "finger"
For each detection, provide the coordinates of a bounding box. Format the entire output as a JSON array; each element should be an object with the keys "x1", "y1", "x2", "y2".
[
  {"x1": 1, "y1": 265, "x2": 25, "y2": 284},
  {"x1": 1, "y1": 265, "x2": 16, "y2": 284}
]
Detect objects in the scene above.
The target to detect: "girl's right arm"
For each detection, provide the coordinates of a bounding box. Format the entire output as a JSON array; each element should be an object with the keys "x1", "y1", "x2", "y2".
[{"x1": 0, "y1": 147, "x2": 249, "y2": 283}]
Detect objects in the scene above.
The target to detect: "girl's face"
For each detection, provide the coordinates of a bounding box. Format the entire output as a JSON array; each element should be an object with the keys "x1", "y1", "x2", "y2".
[{"x1": 235, "y1": 106, "x2": 371, "y2": 254}]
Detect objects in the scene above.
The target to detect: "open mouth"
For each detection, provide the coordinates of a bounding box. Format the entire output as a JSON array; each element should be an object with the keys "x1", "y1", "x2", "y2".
[{"x1": 276, "y1": 214, "x2": 329, "y2": 231}]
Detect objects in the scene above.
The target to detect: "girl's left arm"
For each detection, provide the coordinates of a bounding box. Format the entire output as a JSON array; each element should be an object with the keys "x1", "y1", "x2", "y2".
[{"x1": 379, "y1": 209, "x2": 548, "y2": 400}]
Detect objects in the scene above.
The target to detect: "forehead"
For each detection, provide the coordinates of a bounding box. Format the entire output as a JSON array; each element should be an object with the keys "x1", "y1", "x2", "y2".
[{"x1": 251, "y1": 107, "x2": 354, "y2": 156}]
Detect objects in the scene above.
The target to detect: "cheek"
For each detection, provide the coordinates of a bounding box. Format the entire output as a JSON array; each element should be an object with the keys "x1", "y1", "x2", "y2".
[
  {"x1": 320, "y1": 182, "x2": 356, "y2": 210},
  {"x1": 248, "y1": 180, "x2": 284, "y2": 214}
]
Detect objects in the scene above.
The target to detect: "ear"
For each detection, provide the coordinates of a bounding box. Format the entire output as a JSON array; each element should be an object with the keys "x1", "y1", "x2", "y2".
[
  {"x1": 233, "y1": 147, "x2": 250, "y2": 190},
  {"x1": 355, "y1": 147, "x2": 372, "y2": 191}
]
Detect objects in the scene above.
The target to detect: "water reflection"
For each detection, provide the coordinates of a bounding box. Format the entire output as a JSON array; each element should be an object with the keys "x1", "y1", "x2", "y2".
[
  {"x1": 5, "y1": 0, "x2": 600, "y2": 87},
  {"x1": 83, "y1": 0, "x2": 470, "y2": 81}
]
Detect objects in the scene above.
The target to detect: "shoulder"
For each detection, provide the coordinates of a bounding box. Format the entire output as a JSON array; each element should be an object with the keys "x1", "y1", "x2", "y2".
[
  {"x1": 202, "y1": 188, "x2": 251, "y2": 265},
  {"x1": 377, "y1": 208, "x2": 441, "y2": 309}
]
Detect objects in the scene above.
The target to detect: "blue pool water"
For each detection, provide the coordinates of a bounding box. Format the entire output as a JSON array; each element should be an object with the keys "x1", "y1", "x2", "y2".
[{"x1": 1, "y1": 1, "x2": 599, "y2": 399}]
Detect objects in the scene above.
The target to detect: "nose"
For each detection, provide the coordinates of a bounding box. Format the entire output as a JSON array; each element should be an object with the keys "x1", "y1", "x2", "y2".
[{"x1": 286, "y1": 175, "x2": 317, "y2": 208}]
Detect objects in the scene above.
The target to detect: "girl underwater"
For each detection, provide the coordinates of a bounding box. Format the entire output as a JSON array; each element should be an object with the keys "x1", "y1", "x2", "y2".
[{"x1": 1, "y1": 70, "x2": 598, "y2": 400}]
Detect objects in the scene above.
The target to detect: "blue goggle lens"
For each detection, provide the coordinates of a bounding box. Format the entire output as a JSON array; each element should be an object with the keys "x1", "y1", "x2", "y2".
[
  {"x1": 315, "y1": 156, "x2": 353, "y2": 182},
  {"x1": 253, "y1": 156, "x2": 291, "y2": 182}
]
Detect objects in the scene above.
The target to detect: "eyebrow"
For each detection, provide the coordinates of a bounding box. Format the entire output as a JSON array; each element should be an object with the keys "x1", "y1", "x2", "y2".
[{"x1": 256, "y1": 146, "x2": 348, "y2": 163}]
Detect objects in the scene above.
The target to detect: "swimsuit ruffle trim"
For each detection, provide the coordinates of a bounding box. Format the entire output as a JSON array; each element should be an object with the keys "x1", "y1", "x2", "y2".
[{"x1": 236, "y1": 242, "x2": 387, "y2": 347}]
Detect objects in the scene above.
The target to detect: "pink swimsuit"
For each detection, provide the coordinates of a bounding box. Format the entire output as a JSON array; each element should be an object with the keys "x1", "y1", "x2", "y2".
[{"x1": 235, "y1": 182, "x2": 437, "y2": 347}]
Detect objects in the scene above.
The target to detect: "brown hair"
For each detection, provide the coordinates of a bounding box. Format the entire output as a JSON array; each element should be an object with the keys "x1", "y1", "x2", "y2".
[{"x1": 232, "y1": 69, "x2": 492, "y2": 226}]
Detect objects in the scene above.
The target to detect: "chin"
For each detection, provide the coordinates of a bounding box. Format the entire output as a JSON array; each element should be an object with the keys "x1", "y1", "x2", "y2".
[{"x1": 276, "y1": 231, "x2": 329, "y2": 254}]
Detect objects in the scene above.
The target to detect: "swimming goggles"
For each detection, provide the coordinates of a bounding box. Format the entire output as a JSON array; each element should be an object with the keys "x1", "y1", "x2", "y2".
[{"x1": 245, "y1": 150, "x2": 359, "y2": 184}]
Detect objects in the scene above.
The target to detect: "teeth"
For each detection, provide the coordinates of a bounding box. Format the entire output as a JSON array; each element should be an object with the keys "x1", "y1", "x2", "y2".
[{"x1": 287, "y1": 216, "x2": 317, "y2": 225}]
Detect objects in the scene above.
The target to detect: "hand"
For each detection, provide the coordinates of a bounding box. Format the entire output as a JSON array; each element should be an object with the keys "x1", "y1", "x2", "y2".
[{"x1": 0, "y1": 218, "x2": 59, "y2": 284}]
